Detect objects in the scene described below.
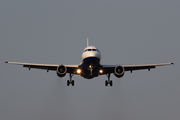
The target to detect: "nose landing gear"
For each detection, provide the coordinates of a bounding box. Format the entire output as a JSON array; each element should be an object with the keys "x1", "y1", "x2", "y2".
[{"x1": 105, "y1": 73, "x2": 113, "y2": 86}]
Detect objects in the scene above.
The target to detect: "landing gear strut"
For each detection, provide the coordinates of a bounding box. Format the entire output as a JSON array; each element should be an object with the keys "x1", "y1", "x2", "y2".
[
  {"x1": 105, "y1": 73, "x2": 113, "y2": 86},
  {"x1": 67, "y1": 73, "x2": 74, "y2": 86}
]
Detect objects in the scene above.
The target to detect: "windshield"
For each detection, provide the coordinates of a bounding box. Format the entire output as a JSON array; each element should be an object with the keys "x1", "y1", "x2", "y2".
[{"x1": 84, "y1": 48, "x2": 99, "y2": 52}]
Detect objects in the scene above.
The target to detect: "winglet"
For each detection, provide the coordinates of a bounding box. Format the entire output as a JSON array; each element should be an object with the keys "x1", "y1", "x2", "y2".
[{"x1": 87, "y1": 38, "x2": 89, "y2": 47}]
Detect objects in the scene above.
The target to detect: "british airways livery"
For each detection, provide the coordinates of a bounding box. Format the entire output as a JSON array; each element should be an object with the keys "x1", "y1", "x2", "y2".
[{"x1": 5, "y1": 38, "x2": 174, "y2": 86}]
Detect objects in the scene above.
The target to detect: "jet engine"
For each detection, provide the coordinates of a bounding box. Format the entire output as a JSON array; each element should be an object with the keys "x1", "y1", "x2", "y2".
[
  {"x1": 57, "y1": 65, "x2": 67, "y2": 77},
  {"x1": 114, "y1": 66, "x2": 125, "y2": 78}
]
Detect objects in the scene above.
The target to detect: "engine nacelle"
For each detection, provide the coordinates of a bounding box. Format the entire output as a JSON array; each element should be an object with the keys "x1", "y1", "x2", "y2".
[
  {"x1": 114, "y1": 66, "x2": 125, "y2": 78},
  {"x1": 57, "y1": 65, "x2": 67, "y2": 77}
]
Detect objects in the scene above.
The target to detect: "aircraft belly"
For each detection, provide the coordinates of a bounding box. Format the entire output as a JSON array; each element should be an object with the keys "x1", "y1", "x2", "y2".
[
  {"x1": 80, "y1": 73, "x2": 99, "y2": 79},
  {"x1": 79, "y1": 57, "x2": 101, "y2": 79}
]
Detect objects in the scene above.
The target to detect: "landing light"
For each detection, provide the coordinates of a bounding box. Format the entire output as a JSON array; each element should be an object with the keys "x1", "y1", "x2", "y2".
[
  {"x1": 77, "y1": 69, "x2": 81, "y2": 74},
  {"x1": 99, "y1": 70, "x2": 103, "y2": 74}
]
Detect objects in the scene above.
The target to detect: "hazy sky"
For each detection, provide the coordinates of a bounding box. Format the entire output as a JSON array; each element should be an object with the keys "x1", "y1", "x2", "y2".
[{"x1": 1, "y1": 0, "x2": 180, "y2": 120}]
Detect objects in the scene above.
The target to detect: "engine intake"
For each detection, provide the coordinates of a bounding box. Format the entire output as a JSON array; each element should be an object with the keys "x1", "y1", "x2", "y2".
[
  {"x1": 57, "y1": 65, "x2": 67, "y2": 77},
  {"x1": 114, "y1": 66, "x2": 125, "y2": 78}
]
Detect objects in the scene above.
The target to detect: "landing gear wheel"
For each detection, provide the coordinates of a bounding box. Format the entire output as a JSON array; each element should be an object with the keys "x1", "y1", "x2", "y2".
[
  {"x1": 110, "y1": 80, "x2": 113, "y2": 86},
  {"x1": 105, "y1": 80, "x2": 108, "y2": 86},
  {"x1": 67, "y1": 80, "x2": 70, "y2": 86},
  {"x1": 72, "y1": 80, "x2": 74, "y2": 86}
]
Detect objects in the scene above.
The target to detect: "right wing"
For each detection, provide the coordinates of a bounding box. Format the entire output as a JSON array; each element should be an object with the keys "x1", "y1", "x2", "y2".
[{"x1": 5, "y1": 61, "x2": 79, "y2": 73}]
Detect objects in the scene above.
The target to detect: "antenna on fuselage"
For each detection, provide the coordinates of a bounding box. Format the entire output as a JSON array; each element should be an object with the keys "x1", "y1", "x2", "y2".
[{"x1": 87, "y1": 38, "x2": 89, "y2": 47}]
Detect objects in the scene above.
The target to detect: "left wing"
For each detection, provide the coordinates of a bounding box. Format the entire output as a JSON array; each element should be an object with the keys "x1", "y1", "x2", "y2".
[
  {"x1": 5, "y1": 61, "x2": 79, "y2": 73},
  {"x1": 102, "y1": 63, "x2": 174, "y2": 74}
]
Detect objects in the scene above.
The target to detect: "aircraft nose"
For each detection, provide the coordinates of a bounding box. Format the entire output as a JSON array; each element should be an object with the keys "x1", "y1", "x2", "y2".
[{"x1": 89, "y1": 51, "x2": 101, "y2": 59}]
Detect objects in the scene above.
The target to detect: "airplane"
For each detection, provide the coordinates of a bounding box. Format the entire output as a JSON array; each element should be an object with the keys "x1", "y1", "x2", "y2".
[{"x1": 5, "y1": 38, "x2": 174, "y2": 86}]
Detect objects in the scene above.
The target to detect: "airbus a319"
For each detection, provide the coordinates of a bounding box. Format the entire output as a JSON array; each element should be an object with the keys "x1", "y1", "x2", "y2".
[{"x1": 5, "y1": 38, "x2": 174, "y2": 86}]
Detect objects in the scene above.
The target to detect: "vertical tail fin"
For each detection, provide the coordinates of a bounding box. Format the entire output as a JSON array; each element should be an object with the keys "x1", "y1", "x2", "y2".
[{"x1": 87, "y1": 38, "x2": 89, "y2": 47}]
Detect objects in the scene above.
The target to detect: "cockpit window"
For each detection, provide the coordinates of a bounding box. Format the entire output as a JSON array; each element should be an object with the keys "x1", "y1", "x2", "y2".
[{"x1": 84, "y1": 48, "x2": 99, "y2": 52}]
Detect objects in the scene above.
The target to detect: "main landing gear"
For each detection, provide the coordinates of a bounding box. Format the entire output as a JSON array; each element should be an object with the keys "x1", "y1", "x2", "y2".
[
  {"x1": 67, "y1": 73, "x2": 74, "y2": 86},
  {"x1": 105, "y1": 73, "x2": 113, "y2": 86},
  {"x1": 67, "y1": 73, "x2": 113, "y2": 87}
]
